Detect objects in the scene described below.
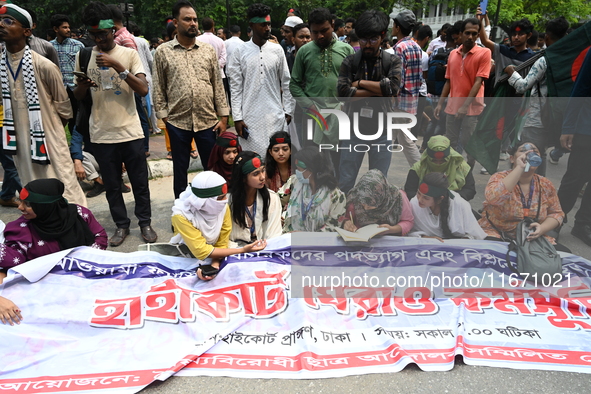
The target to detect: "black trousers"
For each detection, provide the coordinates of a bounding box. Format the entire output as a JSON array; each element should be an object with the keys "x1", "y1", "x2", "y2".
[
  {"x1": 66, "y1": 87, "x2": 78, "y2": 135},
  {"x1": 557, "y1": 134, "x2": 591, "y2": 226},
  {"x1": 93, "y1": 138, "x2": 151, "y2": 228}
]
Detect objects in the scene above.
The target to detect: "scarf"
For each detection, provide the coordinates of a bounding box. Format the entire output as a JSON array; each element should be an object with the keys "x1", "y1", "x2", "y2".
[
  {"x1": 411, "y1": 135, "x2": 470, "y2": 191},
  {"x1": 23, "y1": 179, "x2": 95, "y2": 250},
  {"x1": 207, "y1": 132, "x2": 242, "y2": 183},
  {"x1": 1, "y1": 46, "x2": 49, "y2": 164},
  {"x1": 171, "y1": 171, "x2": 228, "y2": 244},
  {"x1": 346, "y1": 169, "x2": 402, "y2": 227}
]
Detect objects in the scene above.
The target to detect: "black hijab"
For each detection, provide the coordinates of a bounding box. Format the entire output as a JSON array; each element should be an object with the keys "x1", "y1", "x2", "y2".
[{"x1": 21, "y1": 179, "x2": 95, "y2": 250}]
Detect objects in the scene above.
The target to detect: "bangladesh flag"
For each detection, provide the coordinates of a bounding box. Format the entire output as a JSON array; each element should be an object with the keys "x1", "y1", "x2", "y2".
[{"x1": 546, "y1": 21, "x2": 591, "y2": 97}]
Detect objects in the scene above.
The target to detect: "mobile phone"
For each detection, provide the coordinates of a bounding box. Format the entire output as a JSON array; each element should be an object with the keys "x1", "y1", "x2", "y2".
[
  {"x1": 73, "y1": 71, "x2": 90, "y2": 80},
  {"x1": 479, "y1": 0, "x2": 488, "y2": 14},
  {"x1": 199, "y1": 264, "x2": 219, "y2": 277},
  {"x1": 242, "y1": 127, "x2": 250, "y2": 140}
]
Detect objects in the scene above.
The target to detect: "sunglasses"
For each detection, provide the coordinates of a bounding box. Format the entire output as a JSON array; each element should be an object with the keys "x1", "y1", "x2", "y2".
[
  {"x1": 359, "y1": 37, "x2": 381, "y2": 46},
  {"x1": 0, "y1": 17, "x2": 20, "y2": 27}
]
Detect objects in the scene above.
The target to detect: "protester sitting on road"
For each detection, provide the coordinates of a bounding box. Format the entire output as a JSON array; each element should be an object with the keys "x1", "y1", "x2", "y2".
[
  {"x1": 339, "y1": 169, "x2": 414, "y2": 235},
  {"x1": 229, "y1": 152, "x2": 282, "y2": 246},
  {"x1": 405, "y1": 136, "x2": 476, "y2": 201},
  {"x1": 410, "y1": 172, "x2": 486, "y2": 241},
  {"x1": 478, "y1": 142, "x2": 566, "y2": 248},
  {"x1": 280, "y1": 147, "x2": 346, "y2": 232},
  {"x1": 207, "y1": 132, "x2": 242, "y2": 183},
  {"x1": 265, "y1": 132, "x2": 292, "y2": 192},
  {"x1": 0, "y1": 179, "x2": 107, "y2": 272},
  {"x1": 170, "y1": 171, "x2": 266, "y2": 281}
]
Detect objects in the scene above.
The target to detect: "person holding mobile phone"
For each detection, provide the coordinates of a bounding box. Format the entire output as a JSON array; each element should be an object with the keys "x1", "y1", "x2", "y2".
[{"x1": 171, "y1": 171, "x2": 266, "y2": 281}]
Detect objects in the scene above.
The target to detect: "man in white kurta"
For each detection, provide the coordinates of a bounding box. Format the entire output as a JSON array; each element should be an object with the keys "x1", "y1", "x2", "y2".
[
  {"x1": 1, "y1": 5, "x2": 86, "y2": 206},
  {"x1": 227, "y1": 6, "x2": 294, "y2": 156}
]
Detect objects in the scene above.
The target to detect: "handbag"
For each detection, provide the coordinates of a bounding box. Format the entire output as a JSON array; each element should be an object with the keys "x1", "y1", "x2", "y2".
[{"x1": 486, "y1": 178, "x2": 562, "y2": 281}]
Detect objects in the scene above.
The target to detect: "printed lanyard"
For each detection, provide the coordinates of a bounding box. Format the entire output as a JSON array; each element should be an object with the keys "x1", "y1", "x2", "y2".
[
  {"x1": 363, "y1": 59, "x2": 378, "y2": 81},
  {"x1": 302, "y1": 193, "x2": 317, "y2": 223},
  {"x1": 518, "y1": 178, "x2": 535, "y2": 217},
  {"x1": 245, "y1": 199, "x2": 257, "y2": 241},
  {"x1": 6, "y1": 57, "x2": 24, "y2": 82}
]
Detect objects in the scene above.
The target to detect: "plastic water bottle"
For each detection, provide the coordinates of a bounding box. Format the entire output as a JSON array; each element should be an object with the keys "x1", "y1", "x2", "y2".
[
  {"x1": 99, "y1": 61, "x2": 112, "y2": 90},
  {"x1": 524, "y1": 151, "x2": 542, "y2": 172}
]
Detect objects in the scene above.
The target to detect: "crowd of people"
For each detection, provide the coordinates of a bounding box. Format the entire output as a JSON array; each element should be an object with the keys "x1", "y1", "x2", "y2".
[{"x1": 0, "y1": 0, "x2": 590, "y2": 325}]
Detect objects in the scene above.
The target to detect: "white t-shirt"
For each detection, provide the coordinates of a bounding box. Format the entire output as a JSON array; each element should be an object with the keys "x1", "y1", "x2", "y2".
[{"x1": 76, "y1": 45, "x2": 146, "y2": 144}]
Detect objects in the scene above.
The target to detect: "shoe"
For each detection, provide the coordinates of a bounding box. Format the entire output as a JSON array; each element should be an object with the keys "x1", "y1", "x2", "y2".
[
  {"x1": 190, "y1": 150, "x2": 198, "y2": 159},
  {"x1": 109, "y1": 227, "x2": 130, "y2": 247},
  {"x1": 141, "y1": 225, "x2": 158, "y2": 243},
  {"x1": 166, "y1": 151, "x2": 172, "y2": 160},
  {"x1": 121, "y1": 182, "x2": 131, "y2": 193},
  {"x1": 86, "y1": 181, "x2": 105, "y2": 198},
  {"x1": 145, "y1": 152, "x2": 151, "y2": 158},
  {"x1": 0, "y1": 197, "x2": 19, "y2": 207},
  {"x1": 571, "y1": 224, "x2": 591, "y2": 247},
  {"x1": 499, "y1": 152, "x2": 510, "y2": 161},
  {"x1": 549, "y1": 149, "x2": 561, "y2": 164},
  {"x1": 480, "y1": 167, "x2": 489, "y2": 175}
]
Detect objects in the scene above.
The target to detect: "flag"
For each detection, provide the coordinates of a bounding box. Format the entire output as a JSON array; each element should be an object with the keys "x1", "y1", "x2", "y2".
[{"x1": 546, "y1": 21, "x2": 591, "y2": 97}]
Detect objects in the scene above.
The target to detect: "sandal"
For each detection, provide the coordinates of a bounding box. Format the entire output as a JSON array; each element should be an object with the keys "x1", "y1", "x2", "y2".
[
  {"x1": 190, "y1": 150, "x2": 198, "y2": 159},
  {"x1": 166, "y1": 151, "x2": 172, "y2": 160}
]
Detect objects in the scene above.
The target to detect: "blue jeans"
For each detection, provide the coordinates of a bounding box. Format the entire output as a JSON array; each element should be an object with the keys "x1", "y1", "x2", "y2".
[
  {"x1": 166, "y1": 122, "x2": 217, "y2": 198},
  {"x1": 338, "y1": 133, "x2": 392, "y2": 194},
  {"x1": 0, "y1": 150, "x2": 21, "y2": 200}
]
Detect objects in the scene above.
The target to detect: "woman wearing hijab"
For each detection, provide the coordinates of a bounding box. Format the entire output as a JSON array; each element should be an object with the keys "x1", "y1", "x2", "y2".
[
  {"x1": 0, "y1": 178, "x2": 107, "y2": 326},
  {"x1": 207, "y1": 132, "x2": 242, "y2": 183},
  {"x1": 410, "y1": 172, "x2": 486, "y2": 241},
  {"x1": 280, "y1": 147, "x2": 346, "y2": 232},
  {"x1": 229, "y1": 152, "x2": 282, "y2": 246},
  {"x1": 265, "y1": 131, "x2": 292, "y2": 192},
  {"x1": 404, "y1": 135, "x2": 476, "y2": 201},
  {"x1": 339, "y1": 169, "x2": 414, "y2": 235},
  {"x1": 0, "y1": 178, "x2": 107, "y2": 269},
  {"x1": 171, "y1": 171, "x2": 266, "y2": 280}
]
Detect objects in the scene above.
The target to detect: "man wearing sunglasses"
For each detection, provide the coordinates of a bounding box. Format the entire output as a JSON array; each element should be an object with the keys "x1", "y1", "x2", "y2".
[
  {"x1": 73, "y1": 1, "x2": 156, "y2": 247},
  {"x1": 0, "y1": 4, "x2": 87, "y2": 207},
  {"x1": 336, "y1": 10, "x2": 402, "y2": 193}
]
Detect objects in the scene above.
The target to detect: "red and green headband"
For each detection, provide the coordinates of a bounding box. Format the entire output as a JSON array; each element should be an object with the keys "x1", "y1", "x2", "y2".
[
  {"x1": 418, "y1": 182, "x2": 449, "y2": 198},
  {"x1": 191, "y1": 183, "x2": 228, "y2": 198},
  {"x1": 270, "y1": 135, "x2": 291, "y2": 146},
  {"x1": 241, "y1": 155, "x2": 263, "y2": 174},
  {"x1": 19, "y1": 188, "x2": 63, "y2": 204},
  {"x1": 295, "y1": 159, "x2": 307, "y2": 170},
  {"x1": 216, "y1": 136, "x2": 240, "y2": 148},
  {"x1": 427, "y1": 146, "x2": 450, "y2": 160},
  {"x1": 90, "y1": 19, "x2": 115, "y2": 29},
  {"x1": 250, "y1": 15, "x2": 271, "y2": 23}
]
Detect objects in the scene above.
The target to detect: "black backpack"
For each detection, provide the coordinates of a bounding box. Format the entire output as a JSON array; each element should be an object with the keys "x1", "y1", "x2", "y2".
[
  {"x1": 75, "y1": 47, "x2": 94, "y2": 139},
  {"x1": 350, "y1": 49, "x2": 392, "y2": 82},
  {"x1": 427, "y1": 47, "x2": 452, "y2": 95}
]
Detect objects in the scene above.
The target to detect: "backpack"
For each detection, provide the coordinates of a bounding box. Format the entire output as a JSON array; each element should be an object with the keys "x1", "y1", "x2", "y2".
[
  {"x1": 350, "y1": 49, "x2": 392, "y2": 82},
  {"x1": 427, "y1": 47, "x2": 452, "y2": 95},
  {"x1": 75, "y1": 47, "x2": 94, "y2": 139},
  {"x1": 486, "y1": 179, "x2": 562, "y2": 282}
]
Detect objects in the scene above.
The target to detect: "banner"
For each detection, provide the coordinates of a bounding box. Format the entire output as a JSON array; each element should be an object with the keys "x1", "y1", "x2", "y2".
[{"x1": 2, "y1": 235, "x2": 591, "y2": 393}]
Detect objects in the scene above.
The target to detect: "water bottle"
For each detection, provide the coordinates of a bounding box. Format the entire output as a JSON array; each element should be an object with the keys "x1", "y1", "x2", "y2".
[
  {"x1": 526, "y1": 151, "x2": 543, "y2": 167},
  {"x1": 99, "y1": 61, "x2": 112, "y2": 90}
]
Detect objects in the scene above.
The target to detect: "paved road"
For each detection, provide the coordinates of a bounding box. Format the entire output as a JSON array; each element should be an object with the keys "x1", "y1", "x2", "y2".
[{"x1": 1, "y1": 140, "x2": 589, "y2": 393}]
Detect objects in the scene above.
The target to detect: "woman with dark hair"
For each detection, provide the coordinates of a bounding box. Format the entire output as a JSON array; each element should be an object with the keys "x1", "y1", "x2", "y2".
[
  {"x1": 171, "y1": 171, "x2": 266, "y2": 281},
  {"x1": 265, "y1": 132, "x2": 292, "y2": 192},
  {"x1": 410, "y1": 173, "x2": 485, "y2": 241},
  {"x1": 280, "y1": 147, "x2": 346, "y2": 232},
  {"x1": 0, "y1": 179, "x2": 107, "y2": 269},
  {"x1": 208, "y1": 132, "x2": 242, "y2": 183},
  {"x1": 229, "y1": 152, "x2": 282, "y2": 245},
  {"x1": 340, "y1": 169, "x2": 414, "y2": 235},
  {"x1": 0, "y1": 178, "x2": 108, "y2": 326},
  {"x1": 478, "y1": 142, "x2": 565, "y2": 248}
]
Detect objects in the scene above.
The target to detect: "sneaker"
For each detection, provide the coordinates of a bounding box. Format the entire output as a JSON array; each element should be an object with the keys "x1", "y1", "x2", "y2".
[
  {"x1": 86, "y1": 181, "x2": 105, "y2": 198},
  {"x1": 480, "y1": 167, "x2": 489, "y2": 175},
  {"x1": 549, "y1": 149, "x2": 562, "y2": 164},
  {"x1": 121, "y1": 181, "x2": 131, "y2": 193},
  {"x1": 499, "y1": 152, "x2": 510, "y2": 161}
]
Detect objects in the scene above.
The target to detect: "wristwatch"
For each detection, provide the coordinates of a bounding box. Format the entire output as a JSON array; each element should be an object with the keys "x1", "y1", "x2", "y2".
[{"x1": 119, "y1": 69, "x2": 130, "y2": 80}]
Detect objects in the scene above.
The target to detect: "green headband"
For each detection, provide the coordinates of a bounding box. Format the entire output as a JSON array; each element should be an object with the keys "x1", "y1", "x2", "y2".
[
  {"x1": 295, "y1": 159, "x2": 307, "y2": 170},
  {"x1": 19, "y1": 187, "x2": 63, "y2": 204},
  {"x1": 90, "y1": 19, "x2": 115, "y2": 29},
  {"x1": 191, "y1": 183, "x2": 228, "y2": 198},
  {"x1": 241, "y1": 155, "x2": 263, "y2": 174},
  {"x1": 0, "y1": 4, "x2": 32, "y2": 28},
  {"x1": 427, "y1": 146, "x2": 450, "y2": 160},
  {"x1": 250, "y1": 15, "x2": 271, "y2": 23},
  {"x1": 216, "y1": 136, "x2": 240, "y2": 148},
  {"x1": 418, "y1": 182, "x2": 449, "y2": 198}
]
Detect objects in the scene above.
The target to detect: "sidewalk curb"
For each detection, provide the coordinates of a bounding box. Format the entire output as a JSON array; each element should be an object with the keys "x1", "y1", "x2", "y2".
[{"x1": 146, "y1": 158, "x2": 203, "y2": 180}]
